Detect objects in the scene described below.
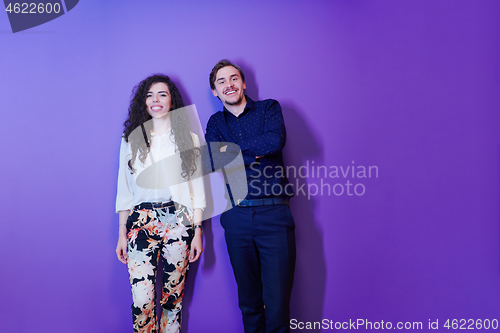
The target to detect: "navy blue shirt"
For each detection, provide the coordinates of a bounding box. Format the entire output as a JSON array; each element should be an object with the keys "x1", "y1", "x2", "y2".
[{"x1": 205, "y1": 96, "x2": 294, "y2": 200}]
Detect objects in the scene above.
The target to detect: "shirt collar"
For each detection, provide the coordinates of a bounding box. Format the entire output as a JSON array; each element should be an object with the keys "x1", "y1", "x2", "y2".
[{"x1": 244, "y1": 96, "x2": 255, "y2": 111}]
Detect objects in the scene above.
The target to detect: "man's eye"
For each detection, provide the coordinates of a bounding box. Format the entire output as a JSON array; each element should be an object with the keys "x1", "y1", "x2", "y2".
[{"x1": 219, "y1": 81, "x2": 224, "y2": 85}]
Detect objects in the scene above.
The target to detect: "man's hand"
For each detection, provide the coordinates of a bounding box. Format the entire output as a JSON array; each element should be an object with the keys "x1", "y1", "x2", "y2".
[{"x1": 220, "y1": 143, "x2": 263, "y2": 158}]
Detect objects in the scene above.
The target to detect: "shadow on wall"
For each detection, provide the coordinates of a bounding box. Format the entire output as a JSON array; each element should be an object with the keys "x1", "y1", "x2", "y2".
[
  {"x1": 241, "y1": 60, "x2": 327, "y2": 330},
  {"x1": 167, "y1": 76, "x2": 217, "y2": 333},
  {"x1": 281, "y1": 100, "x2": 326, "y2": 332},
  {"x1": 173, "y1": 75, "x2": 217, "y2": 272},
  {"x1": 243, "y1": 58, "x2": 326, "y2": 329}
]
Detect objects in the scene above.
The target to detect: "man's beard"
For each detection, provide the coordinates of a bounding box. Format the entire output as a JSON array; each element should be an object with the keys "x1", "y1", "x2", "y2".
[{"x1": 225, "y1": 94, "x2": 243, "y2": 106}]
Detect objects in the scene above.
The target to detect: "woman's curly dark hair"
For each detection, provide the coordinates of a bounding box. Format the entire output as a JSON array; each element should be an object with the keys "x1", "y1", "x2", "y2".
[{"x1": 123, "y1": 74, "x2": 200, "y2": 179}]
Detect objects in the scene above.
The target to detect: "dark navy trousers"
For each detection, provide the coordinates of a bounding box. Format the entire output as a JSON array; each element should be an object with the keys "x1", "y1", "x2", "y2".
[{"x1": 220, "y1": 204, "x2": 296, "y2": 333}]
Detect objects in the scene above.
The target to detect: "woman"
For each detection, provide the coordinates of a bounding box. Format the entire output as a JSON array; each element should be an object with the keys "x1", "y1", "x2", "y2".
[{"x1": 115, "y1": 74, "x2": 205, "y2": 333}]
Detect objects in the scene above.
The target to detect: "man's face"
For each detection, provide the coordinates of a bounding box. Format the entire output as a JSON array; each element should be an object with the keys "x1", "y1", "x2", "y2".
[{"x1": 212, "y1": 66, "x2": 246, "y2": 107}]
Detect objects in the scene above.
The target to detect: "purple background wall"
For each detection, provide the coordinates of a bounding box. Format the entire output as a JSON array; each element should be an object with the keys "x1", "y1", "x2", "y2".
[{"x1": 1, "y1": 1, "x2": 500, "y2": 332}]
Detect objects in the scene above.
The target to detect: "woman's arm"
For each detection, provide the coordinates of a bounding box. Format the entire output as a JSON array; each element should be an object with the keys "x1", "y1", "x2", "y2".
[
  {"x1": 116, "y1": 210, "x2": 130, "y2": 264},
  {"x1": 116, "y1": 138, "x2": 134, "y2": 264},
  {"x1": 188, "y1": 133, "x2": 205, "y2": 263},
  {"x1": 189, "y1": 208, "x2": 203, "y2": 263}
]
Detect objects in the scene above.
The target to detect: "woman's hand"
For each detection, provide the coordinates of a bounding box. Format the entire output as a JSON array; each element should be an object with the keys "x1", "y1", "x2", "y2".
[
  {"x1": 116, "y1": 210, "x2": 130, "y2": 264},
  {"x1": 116, "y1": 234, "x2": 128, "y2": 264},
  {"x1": 189, "y1": 229, "x2": 203, "y2": 263}
]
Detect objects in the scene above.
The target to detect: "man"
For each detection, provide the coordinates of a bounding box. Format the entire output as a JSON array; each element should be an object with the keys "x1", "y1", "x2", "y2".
[{"x1": 205, "y1": 59, "x2": 296, "y2": 333}]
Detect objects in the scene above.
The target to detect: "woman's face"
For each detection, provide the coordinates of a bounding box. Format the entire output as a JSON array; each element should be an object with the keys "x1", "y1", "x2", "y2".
[{"x1": 145, "y1": 82, "x2": 172, "y2": 119}]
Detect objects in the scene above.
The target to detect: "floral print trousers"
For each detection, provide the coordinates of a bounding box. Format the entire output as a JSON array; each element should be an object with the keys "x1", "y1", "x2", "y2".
[{"x1": 126, "y1": 202, "x2": 193, "y2": 333}]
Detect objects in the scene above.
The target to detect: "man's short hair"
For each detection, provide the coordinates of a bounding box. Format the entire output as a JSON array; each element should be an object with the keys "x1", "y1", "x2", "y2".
[{"x1": 209, "y1": 59, "x2": 246, "y2": 90}]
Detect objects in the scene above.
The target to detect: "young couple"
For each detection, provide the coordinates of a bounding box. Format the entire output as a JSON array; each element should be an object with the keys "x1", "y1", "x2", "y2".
[{"x1": 115, "y1": 60, "x2": 296, "y2": 333}]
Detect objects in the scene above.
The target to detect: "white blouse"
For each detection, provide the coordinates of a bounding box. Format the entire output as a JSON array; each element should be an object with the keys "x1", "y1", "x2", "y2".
[{"x1": 116, "y1": 130, "x2": 206, "y2": 213}]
